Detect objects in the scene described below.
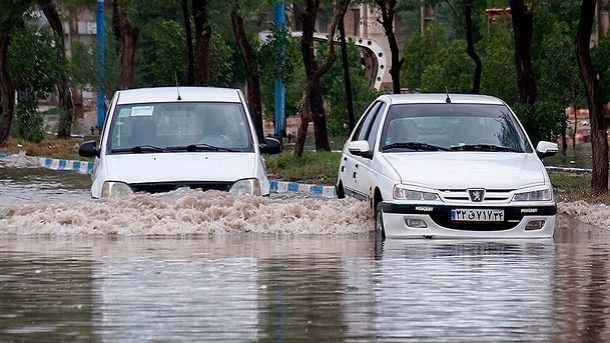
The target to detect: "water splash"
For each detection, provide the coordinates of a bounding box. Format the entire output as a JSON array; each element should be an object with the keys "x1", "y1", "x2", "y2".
[{"x1": 0, "y1": 188, "x2": 373, "y2": 236}]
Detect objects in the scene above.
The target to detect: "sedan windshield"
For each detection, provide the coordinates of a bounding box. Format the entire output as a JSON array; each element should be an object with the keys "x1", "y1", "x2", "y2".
[
  {"x1": 107, "y1": 102, "x2": 254, "y2": 154},
  {"x1": 380, "y1": 103, "x2": 532, "y2": 153}
]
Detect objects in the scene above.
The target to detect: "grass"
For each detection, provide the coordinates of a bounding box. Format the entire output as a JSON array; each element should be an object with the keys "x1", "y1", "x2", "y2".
[{"x1": 1, "y1": 136, "x2": 608, "y2": 204}]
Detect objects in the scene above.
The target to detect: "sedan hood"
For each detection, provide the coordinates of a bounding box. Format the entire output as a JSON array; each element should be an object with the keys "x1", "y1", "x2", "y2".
[
  {"x1": 383, "y1": 152, "x2": 548, "y2": 189},
  {"x1": 103, "y1": 152, "x2": 257, "y2": 183}
]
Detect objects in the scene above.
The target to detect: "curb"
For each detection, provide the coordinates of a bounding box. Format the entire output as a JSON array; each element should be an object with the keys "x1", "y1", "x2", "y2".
[{"x1": 38, "y1": 157, "x2": 94, "y2": 175}]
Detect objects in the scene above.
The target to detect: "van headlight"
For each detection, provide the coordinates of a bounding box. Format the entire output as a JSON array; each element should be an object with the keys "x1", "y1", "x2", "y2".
[
  {"x1": 513, "y1": 186, "x2": 552, "y2": 201},
  {"x1": 393, "y1": 185, "x2": 439, "y2": 201},
  {"x1": 102, "y1": 181, "x2": 134, "y2": 197},
  {"x1": 229, "y1": 178, "x2": 261, "y2": 196}
]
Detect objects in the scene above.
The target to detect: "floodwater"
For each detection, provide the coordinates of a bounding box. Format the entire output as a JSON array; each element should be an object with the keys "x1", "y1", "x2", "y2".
[{"x1": 2, "y1": 155, "x2": 610, "y2": 342}]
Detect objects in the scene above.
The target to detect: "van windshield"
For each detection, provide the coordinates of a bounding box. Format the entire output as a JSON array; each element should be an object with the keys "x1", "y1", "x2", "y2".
[{"x1": 106, "y1": 102, "x2": 254, "y2": 153}]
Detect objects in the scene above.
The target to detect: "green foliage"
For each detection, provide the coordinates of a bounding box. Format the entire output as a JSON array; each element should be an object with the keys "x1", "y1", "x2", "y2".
[
  {"x1": 420, "y1": 40, "x2": 472, "y2": 93},
  {"x1": 512, "y1": 101, "x2": 565, "y2": 145},
  {"x1": 150, "y1": 20, "x2": 187, "y2": 86},
  {"x1": 401, "y1": 21, "x2": 447, "y2": 91},
  {"x1": 8, "y1": 26, "x2": 63, "y2": 98},
  {"x1": 258, "y1": 26, "x2": 304, "y2": 120},
  {"x1": 320, "y1": 40, "x2": 380, "y2": 137},
  {"x1": 480, "y1": 15, "x2": 519, "y2": 105},
  {"x1": 11, "y1": 99, "x2": 45, "y2": 143},
  {"x1": 592, "y1": 34, "x2": 610, "y2": 104},
  {"x1": 8, "y1": 26, "x2": 63, "y2": 142}
]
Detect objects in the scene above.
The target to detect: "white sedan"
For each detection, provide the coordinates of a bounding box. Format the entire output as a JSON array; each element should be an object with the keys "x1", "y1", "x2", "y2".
[{"x1": 336, "y1": 93, "x2": 558, "y2": 239}]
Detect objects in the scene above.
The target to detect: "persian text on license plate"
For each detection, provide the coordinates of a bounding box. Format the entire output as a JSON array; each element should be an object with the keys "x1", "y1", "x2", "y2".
[{"x1": 451, "y1": 208, "x2": 504, "y2": 222}]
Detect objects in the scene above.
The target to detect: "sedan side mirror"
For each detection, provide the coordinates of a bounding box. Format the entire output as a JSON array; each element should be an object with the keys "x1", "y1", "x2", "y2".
[
  {"x1": 536, "y1": 141, "x2": 558, "y2": 159},
  {"x1": 347, "y1": 140, "x2": 372, "y2": 158},
  {"x1": 260, "y1": 137, "x2": 282, "y2": 154},
  {"x1": 79, "y1": 140, "x2": 100, "y2": 158}
]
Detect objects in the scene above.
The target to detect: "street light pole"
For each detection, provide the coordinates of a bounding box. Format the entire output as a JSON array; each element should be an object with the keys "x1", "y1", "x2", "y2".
[
  {"x1": 96, "y1": 0, "x2": 105, "y2": 130},
  {"x1": 274, "y1": 1, "x2": 285, "y2": 139}
]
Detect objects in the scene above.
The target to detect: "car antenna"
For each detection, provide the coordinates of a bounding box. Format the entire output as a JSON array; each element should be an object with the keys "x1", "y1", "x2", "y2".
[
  {"x1": 445, "y1": 87, "x2": 451, "y2": 103},
  {"x1": 175, "y1": 72, "x2": 182, "y2": 101}
]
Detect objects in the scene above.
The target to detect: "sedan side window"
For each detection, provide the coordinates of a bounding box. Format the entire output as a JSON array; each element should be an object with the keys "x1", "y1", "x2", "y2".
[{"x1": 352, "y1": 101, "x2": 383, "y2": 142}]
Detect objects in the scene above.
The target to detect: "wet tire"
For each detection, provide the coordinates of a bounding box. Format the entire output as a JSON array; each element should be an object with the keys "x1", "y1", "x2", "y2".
[
  {"x1": 375, "y1": 202, "x2": 386, "y2": 240},
  {"x1": 335, "y1": 182, "x2": 345, "y2": 199}
]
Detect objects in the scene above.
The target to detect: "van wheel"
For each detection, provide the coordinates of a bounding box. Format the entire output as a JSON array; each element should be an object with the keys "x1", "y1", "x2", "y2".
[
  {"x1": 375, "y1": 202, "x2": 386, "y2": 240},
  {"x1": 336, "y1": 181, "x2": 345, "y2": 199}
]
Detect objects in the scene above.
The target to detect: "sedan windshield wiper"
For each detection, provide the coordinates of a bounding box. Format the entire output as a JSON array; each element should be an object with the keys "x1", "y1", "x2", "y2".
[
  {"x1": 111, "y1": 145, "x2": 167, "y2": 153},
  {"x1": 166, "y1": 144, "x2": 238, "y2": 152},
  {"x1": 382, "y1": 142, "x2": 450, "y2": 152},
  {"x1": 450, "y1": 144, "x2": 524, "y2": 153}
]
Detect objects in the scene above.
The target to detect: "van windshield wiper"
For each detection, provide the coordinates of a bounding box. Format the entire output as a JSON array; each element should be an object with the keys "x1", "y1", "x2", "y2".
[
  {"x1": 111, "y1": 145, "x2": 167, "y2": 153},
  {"x1": 450, "y1": 144, "x2": 524, "y2": 152},
  {"x1": 166, "y1": 144, "x2": 238, "y2": 152},
  {"x1": 382, "y1": 142, "x2": 450, "y2": 151}
]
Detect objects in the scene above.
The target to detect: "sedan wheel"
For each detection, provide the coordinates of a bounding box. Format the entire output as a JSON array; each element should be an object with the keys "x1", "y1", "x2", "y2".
[{"x1": 375, "y1": 202, "x2": 386, "y2": 240}]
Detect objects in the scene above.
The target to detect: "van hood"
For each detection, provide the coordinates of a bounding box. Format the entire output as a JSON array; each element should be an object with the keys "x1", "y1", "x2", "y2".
[
  {"x1": 103, "y1": 152, "x2": 257, "y2": 183},
  {"x1": 383, "y1": 152, "x2": 548, "y2": 189}
]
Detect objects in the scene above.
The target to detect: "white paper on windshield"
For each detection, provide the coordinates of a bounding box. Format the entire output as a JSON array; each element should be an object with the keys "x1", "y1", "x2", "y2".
[{"x1": 131, "y1": 106, "x2": 154, "y2": 117}]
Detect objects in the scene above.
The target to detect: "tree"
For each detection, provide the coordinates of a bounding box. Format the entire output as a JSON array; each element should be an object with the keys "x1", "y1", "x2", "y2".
[
  {"x1": 373, "y1": 0, "x2": 402, "y2": 94},
  {"x1": 293, "y1": 0, "x2": 350, "y2": 157},
  {"x1": 576, "y1": 0, "x2": 608, "y2": 194},
  {"x1": 9, "y1": 26, "x2": 63, "y2": 142},
  {"x1": 229, "y1": 0, "x2": 264, "y2": 142},
  {"x1": 0, "y1": 0, "x2": 32, "y2": 145},
  {"x1": 38, "y1": 0, "x2": 75, "y2": 138},
  {"x1": 509, "y1": 0, "x2": 536, "y2": 104},
  {"x1": 192, "y1": 0, "x2": 211, "y2": 85},
  {"x1": 112, "y1": 0, "x2": 139, "y2": 89}
]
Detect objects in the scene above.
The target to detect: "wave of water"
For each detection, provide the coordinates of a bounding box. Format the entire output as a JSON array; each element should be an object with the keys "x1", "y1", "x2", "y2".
[{"x1": 0, "y1": 188, "x2": 373, "y2": 236}]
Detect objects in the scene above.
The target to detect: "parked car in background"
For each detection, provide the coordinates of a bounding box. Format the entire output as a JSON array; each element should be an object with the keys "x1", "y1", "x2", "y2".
[
  {"x1": 336, "y1": 93, "x2": 558, "y2": 239},
  {"x1": 79, "y1": 86, "x2": 281, "y2": 198}
]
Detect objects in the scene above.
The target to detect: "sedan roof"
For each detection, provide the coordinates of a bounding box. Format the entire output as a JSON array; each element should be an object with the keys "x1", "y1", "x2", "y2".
[
  {"x1": 115, "y1": 86, "x2": 242, "y2": 105},
  {"x1": 382, "y1": 93, "x2": 506, "y2": 105}
]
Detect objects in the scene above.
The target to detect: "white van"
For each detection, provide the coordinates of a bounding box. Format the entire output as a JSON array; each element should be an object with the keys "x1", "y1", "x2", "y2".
[{"x1": 79, "y1": 86, "x2": 281, "y2": 198}]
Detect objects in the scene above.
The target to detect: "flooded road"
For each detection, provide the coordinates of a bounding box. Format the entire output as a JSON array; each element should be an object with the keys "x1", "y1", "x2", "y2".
[{"x1": 2, "y1": 156, "x2": 610, "y2": 342}]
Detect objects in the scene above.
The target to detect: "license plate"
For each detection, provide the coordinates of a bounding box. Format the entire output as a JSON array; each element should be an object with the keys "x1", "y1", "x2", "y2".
[{"x1": 451, "y1": 208, "x2": 504, "y2": 222}]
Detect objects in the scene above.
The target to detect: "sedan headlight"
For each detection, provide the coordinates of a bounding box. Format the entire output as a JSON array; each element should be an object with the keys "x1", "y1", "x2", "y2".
[
  {"x1": 394, "y1": 185, "x2": 439, "y2": 201},
  {"x1": 229, "y1": 178, "x2": 261, "y2": 196},
  {"x1": 102, "y1": 181, "x2": 134, "y2": 197},
  {"x1": 513, "y1": 187, "x2": 552, "y2": 201}
]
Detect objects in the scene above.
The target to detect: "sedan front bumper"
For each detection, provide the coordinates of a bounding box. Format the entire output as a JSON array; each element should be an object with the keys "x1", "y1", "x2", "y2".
[{"x1": 380, "y1": 202, "x2": 557, "y2": 239}]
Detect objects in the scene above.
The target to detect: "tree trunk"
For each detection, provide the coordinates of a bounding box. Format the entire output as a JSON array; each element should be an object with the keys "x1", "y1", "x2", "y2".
[
  {"x1": 230, "y1": 1, "x2": 264, "y2": 142},
  {"x1": 113, "y1": 0, "x2": 139, "y2": 90},
  {"x1": 192, "y1": 0, "x2": 211, "y2": 86},
  {"x1": 576, "y1": 0, "x2": 608, "y2": 194},
  {"x1": 375, "y1": 0, "x2": 402, "y2": 94},
  {"x1": 40, "y1": 0, "x2": 75, "y2": 138},
  {"x1": 339, "y1": 13, "x2": 355, "y2": 131},
  {"x1": 181, "y1": 0, "x2": 195, "y2": 85},
  {"x1": 0, "y1": 25, "x2": 15, "y2": 145},
  {"x1": 68, "y1": 7, "x2": 84, "y2": 120},
  {"x1": 293, "y1": 0, "x2": 349, "y2": 157},
  {"x1": 509, "y1": 0, "x2": 536, "y2": 104},
  {"x1": 464, "y1": 1, "x2": 481, "y2": 94}
]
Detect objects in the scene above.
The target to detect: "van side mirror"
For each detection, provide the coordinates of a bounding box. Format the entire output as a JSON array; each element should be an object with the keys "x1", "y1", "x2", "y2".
[
  {"x1": 536, "y1": 141, "x2": 558, "y2": 159},
  {"x1": 260, "y1": 137, "x2": 282, "y2": 154},
  {"x1": 79, "y1": 140, "x2": 100, "y2": 158}
]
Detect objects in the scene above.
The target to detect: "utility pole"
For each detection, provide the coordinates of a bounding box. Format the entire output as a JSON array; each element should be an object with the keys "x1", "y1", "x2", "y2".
[
  {"x1": 96, "y1": 0, "x2": 105, "y2": 130},
  {"x1": 274, "y1": 1, "x2": 285, "y2": 139}
]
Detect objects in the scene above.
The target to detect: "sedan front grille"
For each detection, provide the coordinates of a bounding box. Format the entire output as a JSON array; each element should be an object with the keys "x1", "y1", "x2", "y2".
[
  {"x1": 438, "y1": 189, "x2": 514, "y2": 203},
  {"x1": 129, "y1": 181, "x2": 233, "y2": 194}
]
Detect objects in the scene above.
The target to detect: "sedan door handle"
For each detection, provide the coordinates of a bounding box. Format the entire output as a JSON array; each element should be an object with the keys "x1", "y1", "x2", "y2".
[{"x1": 353, "y1": 172, "x2": 357, "y2": 178}]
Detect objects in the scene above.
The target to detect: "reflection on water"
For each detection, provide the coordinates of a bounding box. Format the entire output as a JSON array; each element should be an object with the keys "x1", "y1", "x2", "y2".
[
  {"x1": 1, "y1": 230, "x2": 610, "y2": 342},
  {"x1": 2, "y1": 156, "x2": 610, "y2": 341}
]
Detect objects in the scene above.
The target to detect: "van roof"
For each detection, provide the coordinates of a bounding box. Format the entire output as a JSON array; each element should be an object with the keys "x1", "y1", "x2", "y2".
[{"x1": 115, "y1": 86, "x2": 242, "y2": 105}]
